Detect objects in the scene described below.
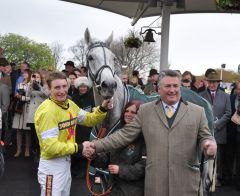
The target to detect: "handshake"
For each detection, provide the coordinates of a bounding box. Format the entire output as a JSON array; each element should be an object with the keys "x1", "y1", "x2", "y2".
[{"x1": 82, "y1": 141, "x2": 96, "y2": 160}]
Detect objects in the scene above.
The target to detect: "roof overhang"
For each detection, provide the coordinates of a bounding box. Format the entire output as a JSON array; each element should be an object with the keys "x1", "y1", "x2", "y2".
[{"x1": 60, "y1": 0, "x2": 240, "y2": 19}]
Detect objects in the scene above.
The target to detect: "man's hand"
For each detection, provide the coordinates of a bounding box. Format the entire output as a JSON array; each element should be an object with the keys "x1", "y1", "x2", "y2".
[
  {"x1": 108, "y1": 164, "x2": 119, "y2": 174},
  {"x1": 203, "y1": 139, "x2": 217, "y2": 158},
  {"x1": 82, "y1": 141, "x2": 96, "y2": 160},
  {"x1": 101, "y1": 98, "x2": 113, "y2": 111}
]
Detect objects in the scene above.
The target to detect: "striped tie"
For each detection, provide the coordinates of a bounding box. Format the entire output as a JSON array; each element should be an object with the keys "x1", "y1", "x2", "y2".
[
  {"x1": 166, "y1": 105, "x2": 174, "y2": 118},
  {"x1": 211, "y1": 92, "x2": 215, "y2": 102}
]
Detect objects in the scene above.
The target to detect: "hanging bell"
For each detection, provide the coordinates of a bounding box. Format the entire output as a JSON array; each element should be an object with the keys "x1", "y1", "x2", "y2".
[{"x1": 143, "y1": 29, "x2": 155, "y2": 42}]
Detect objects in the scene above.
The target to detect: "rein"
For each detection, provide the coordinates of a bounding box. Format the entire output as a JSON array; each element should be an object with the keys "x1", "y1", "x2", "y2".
[
  {"x1": 85, "y1": 41, "x2": 129, "y2": 195},
  {"x1": 86, "y1": 127, "x2": 112, "y2": 196},
  {"x1": 85, "y1": 84, "x2": 128, "y2": 196}
]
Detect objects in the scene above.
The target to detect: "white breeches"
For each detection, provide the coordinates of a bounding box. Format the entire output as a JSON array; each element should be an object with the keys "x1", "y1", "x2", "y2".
[{"x1": 38, "y1": 156, "x2": 71, "y2": 196}]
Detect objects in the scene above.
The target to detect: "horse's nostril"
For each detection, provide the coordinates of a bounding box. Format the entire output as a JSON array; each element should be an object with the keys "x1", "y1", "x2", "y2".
[
  {"x1": 101, "y1": 81, "x2": 117, "y2": 89},
  {"x1": 114, "y1": 82, "x2": 117, "y2": 89},
  {"x1": 101, "y1": 81, "x2": 108, "y2": 88}
]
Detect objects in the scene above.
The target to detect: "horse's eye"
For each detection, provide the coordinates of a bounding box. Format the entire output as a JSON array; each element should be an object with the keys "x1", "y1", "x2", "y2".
[{"x1": 88, "y1": 55, "x2": 93, "y2": 61}]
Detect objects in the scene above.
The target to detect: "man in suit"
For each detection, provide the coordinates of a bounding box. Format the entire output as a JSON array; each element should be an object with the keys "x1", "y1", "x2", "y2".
[
  {"x1": 0, "y1": 57, "x2": 11, "y2": 142},
  {"x1": 225, "y1": 81, "x2": 240, "y2": 190},
  {"x1": 0, "y1": 82, "x2": 10, "y2": 140},
  {"x1": 0, "y1": 57, "x2": 11, "y2": 88},
  {"x1": 199, "y1": 68, "x2": 231, "y2": 187},
  {"x1": 84, "y1": 69, "x2": 217, "y2": 196}
]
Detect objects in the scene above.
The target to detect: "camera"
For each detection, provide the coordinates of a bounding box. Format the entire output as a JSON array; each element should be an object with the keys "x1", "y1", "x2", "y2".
[
  {"x1": 32, "y1": 81, "x2": 40, "y2": 91},
  {"x1": 17, "y1": 89, "x2": 25, "y2": 96},
  {"x1": 32, "y1": 74, "x2": 36, "y2": 78}
]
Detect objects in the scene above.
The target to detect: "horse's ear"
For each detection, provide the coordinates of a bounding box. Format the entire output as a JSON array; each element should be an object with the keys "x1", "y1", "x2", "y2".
[
  {"x1": 105, "y1": 31, "x2": 113, "y2": 47},
  {"x1": 84, "y1": 28, "x2": 92, "y2": 46}
]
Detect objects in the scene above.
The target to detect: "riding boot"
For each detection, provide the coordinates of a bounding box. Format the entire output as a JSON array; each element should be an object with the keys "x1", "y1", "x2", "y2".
[
  {"x1": 24, "y1": 131, "x2": 31, "y2": 157},
  {"x1": 14, "y1": 130, "x2": 23, "y2": 157}
]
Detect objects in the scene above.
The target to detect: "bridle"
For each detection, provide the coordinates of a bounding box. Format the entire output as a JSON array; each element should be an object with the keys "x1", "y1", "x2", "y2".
[{"x1": 86, "y1": 42, "x2": 116, "y2": 90}]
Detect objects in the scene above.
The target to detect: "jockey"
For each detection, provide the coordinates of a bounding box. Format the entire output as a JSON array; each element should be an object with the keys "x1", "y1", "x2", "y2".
[{"x1": 34, "y1": 71, "x2": 113, "y2": 196}]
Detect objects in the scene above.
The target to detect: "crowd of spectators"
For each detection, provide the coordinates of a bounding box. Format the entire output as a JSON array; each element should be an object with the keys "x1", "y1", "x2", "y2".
[{"x1": 0, "y1": 54, "x2": 240, "y2": 194}]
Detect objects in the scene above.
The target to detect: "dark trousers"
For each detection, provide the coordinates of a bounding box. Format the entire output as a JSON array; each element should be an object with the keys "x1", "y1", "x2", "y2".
[
  {"x1": 4, "y1": 110, "x2": 15, "y2": 145},
  {"x1": 223, "y1": 130, "x2": 237, "y2": 184},
  {"x1": 71, "y1": 155, "x2": 87, "y2": 178},
  {"x1": 28, "y1": 123, "x2": 39, "y2": 153},
  {"x1": 1, "y1": 112, "x2": 12, "y2": 144},
  {"x1": 236, "y1": 131, "x2": 240, "y2": 188},
  {"x1": 216, "y1": 144, "x2": 226, "y2": 181}
]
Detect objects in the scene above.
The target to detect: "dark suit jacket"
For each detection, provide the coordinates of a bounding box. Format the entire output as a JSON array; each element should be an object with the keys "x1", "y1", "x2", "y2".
[
  {"x1": 199, "y1": 89, "x2": 231, "y2": 144},
  {"x1": 0, "y1": 83, "x2": 10, "y2": 114},
  {"x1": 227, "y1": 94, "x2": 239, "y2": 140}
]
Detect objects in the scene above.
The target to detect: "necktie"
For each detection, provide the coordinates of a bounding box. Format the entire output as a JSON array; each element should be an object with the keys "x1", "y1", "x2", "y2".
[
  {"x1": 211, "y1": 92, "x2": 215, "y2": 102},
  {"x1": 166, "y1": 105, "x2": 174, "y2": 118}
]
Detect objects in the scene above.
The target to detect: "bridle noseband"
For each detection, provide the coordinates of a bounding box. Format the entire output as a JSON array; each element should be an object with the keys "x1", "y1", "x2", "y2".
[{"x1": 86, "y1": 42, "x2": 116, "y2": 90}]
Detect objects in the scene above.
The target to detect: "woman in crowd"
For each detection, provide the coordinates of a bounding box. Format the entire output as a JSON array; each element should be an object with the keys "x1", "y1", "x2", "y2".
[
  {"x1": 73, "y1": 68, "x2": 81, "y2": 78},
  {"x1": 94, "y1": 100, "x2": 146, "y2": 196},
  {"x1": 71, "y1": 76, "x2": 95, "y2": 178},
  {"x1": 182, "y1": 70, "x2": 198, "y2": 92},
  {"x1": 26, "y1": 71, "x2": 49, "y2": 161},
  {"x1": 12, "y1": 69, "x2": 32, "y2": 157},
  {"x1": 197, "y1": 80, "x2": 207, "y2": 93}
]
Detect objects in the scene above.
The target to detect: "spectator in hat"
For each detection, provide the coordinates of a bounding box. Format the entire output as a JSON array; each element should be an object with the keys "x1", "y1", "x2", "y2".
[
  {"x1": 64, "y1": 61, "x2": 75, "y2": 75},
  {"x1": 199, "y1": 68, "x2": 231, "y2": 187},
  {"x1": 144, "y1": 68, "x2": 159, "y2": 95},
  {"x1": 71, "y1": 76, "x2": 95, "y2": 178}
]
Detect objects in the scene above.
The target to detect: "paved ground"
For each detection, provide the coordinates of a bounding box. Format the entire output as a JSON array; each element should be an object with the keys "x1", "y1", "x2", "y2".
[{"x1": 0, "y1": 146, "x2": 239, "y2": 196}]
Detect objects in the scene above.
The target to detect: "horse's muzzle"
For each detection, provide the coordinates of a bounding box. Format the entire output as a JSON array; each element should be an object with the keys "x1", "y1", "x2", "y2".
[
  {"x1": 101, "y1": 81, "x2": 117, "y2": 90},
  {"x1": 98, "y1": 80, "x2": 117, "y2": 99}
]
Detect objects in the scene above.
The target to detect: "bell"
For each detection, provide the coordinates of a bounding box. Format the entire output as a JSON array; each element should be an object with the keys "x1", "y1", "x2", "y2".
[{"x1": 143, "y1": 29, "x2": 155, "y2": 42}]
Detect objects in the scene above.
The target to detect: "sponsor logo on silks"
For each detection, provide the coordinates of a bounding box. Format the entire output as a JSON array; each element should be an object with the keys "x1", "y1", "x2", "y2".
[
  {"x1": 58, "y1": 113, "x2": 77, "y2": 140},
  {"x1": 58, "y1": 116, "x2": 77, "y2": 131},
  {"x1": 67, "y1": 112, "x2": 76, "y2": 140},
  {"x1": 46, "y1": 175, "x2": 53, "y2": 196}
]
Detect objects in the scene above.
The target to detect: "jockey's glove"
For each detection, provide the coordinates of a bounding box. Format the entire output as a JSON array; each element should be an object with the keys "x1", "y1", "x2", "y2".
[{"x1": 99, "y1": 105, "x2": 108, "y2": 112}]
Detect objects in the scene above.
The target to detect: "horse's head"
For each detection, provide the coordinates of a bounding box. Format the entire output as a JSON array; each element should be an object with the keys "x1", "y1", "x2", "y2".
[{"x1": 84, "y1": 28, "x2": 117, "y2": 99}]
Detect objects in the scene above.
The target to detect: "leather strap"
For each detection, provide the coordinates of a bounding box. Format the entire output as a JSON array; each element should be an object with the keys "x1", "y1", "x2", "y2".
[{"x1": 86, "y1": 127, "x2": 112, "y2": 196}]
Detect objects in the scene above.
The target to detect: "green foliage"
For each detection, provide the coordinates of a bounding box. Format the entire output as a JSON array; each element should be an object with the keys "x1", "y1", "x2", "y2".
[
  {"x1": 124, "y1": 37, "x2": 142, "y2": 48},
  {"x1": 216, "y1": 0, "x2": 240, "y2": 10},
  {"x1": 0, "y1": 33, "x2": 54, "y2": 70}
]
